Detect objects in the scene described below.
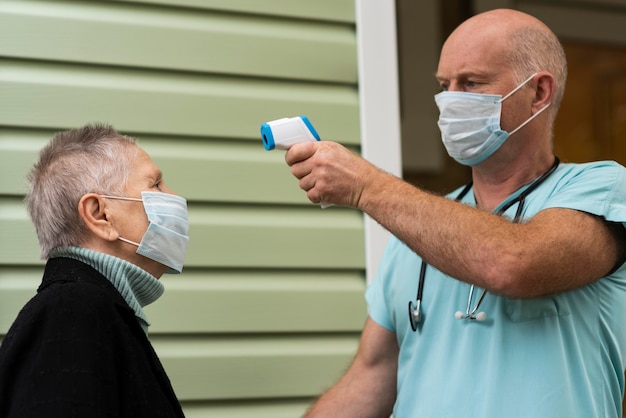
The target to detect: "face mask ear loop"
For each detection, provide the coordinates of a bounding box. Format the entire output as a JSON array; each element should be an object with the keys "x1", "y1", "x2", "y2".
[
  {"x1": 500, "y1": 72, "x2": 538, "y2": 102},
  {"x1": 499, "y1": 72, "x2": 549, "y2": 136},
  {"x1": 118, "y1": 236, "x2": 141, "y2": 247},
  {"x1": 100, "y1": 195, "x2": 143, "y2": 202},
  {"x1": 508, "y1": 102, "x2": 551, "y2": 136}
]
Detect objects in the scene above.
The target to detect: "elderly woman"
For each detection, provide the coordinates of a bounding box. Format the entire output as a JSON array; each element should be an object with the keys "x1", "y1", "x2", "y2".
[{"x1": 0, "y1": 124, "x2": 188, "y2": 417}]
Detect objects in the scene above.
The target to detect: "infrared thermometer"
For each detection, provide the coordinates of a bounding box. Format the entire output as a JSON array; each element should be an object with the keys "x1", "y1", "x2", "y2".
[{"x1": 260, "y1": 116, "x2": 320, "y2": 151}]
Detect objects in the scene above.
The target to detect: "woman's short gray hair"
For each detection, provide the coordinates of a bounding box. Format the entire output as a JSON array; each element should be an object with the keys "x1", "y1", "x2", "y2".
[{"x1": 26, "y1": 123, "x2": 138, "y2": 259}]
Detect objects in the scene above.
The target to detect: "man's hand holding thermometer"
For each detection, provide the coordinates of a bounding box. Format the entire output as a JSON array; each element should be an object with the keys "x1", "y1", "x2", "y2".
[{"x1": 261, "y1": 116, "x2": 332, "y2": 208}]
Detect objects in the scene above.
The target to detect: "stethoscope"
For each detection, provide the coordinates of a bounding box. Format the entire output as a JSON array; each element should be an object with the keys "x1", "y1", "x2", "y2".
[{"x1": 408, "y1": 157, "x2": 560, "y2": 331}]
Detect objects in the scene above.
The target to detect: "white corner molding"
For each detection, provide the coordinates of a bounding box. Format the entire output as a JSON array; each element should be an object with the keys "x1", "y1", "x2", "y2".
[{"x1": 355, "y1": 0, "x2": 403, "y2": 284}]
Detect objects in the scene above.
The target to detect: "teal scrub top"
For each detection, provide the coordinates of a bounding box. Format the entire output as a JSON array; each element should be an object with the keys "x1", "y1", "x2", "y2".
[{"x1": 366, "y1": 161, "x2": 626, "y2": 418}]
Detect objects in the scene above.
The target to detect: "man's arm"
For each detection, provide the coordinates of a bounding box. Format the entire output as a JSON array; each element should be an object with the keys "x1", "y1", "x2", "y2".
[
  {"x1": 304, "y1": 317, "x2": 399, "y2": 418},
  {"x1": 286, "y1": 142, "x2": 625, "y2": 298}
]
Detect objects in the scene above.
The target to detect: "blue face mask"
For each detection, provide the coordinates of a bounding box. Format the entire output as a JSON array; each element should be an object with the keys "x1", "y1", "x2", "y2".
[
  {"x1": 434, "y1": 73, "x2": 550, "y2": 166},
  {"x1": 101, "y1": 191, "x2": 190, "y2": 274}
]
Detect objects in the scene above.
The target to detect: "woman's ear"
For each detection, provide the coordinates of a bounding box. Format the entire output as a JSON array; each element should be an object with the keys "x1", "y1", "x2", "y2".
[
  {"x1": 78, "y1": 193, "x2": 118, "y2": 242},
  {"x1": 533, "y1": 71, "x2": 555, "y2": 111}
]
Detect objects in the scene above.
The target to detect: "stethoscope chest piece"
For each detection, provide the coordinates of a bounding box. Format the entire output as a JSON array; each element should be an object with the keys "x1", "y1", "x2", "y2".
[{"x1": 408, "y1": 300, "x2": 422, "y2": 331}]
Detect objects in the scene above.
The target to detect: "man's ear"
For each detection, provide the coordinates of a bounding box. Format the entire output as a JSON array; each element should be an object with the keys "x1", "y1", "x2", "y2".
[
  {"x1": 533, "y1": 71, "x2": 555, "y2": 111},
  {"x1": 78, "y1": 194, "x2": 118, "y2": 242}
]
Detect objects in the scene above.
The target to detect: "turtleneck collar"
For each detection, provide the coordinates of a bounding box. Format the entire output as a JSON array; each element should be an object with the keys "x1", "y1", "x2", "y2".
[{"x1": 48, "y1": 246, "x2": 164, "y2": 334}]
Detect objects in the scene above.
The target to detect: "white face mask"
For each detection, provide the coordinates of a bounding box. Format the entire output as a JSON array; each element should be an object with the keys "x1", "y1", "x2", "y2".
[
  {"x1": 434, "y1": 73, "x2": 550, "y2": 166},
  {"x1": 101, "y1": 191, "x2": 190, "y2": 274}
]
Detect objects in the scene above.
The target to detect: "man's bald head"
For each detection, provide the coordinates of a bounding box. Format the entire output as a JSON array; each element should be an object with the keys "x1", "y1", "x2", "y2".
[{"x1": 442, "y1": 9, "x2": 567, "y2": 115}]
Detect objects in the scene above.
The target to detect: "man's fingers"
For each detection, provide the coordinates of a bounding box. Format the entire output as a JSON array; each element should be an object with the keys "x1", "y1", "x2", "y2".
[{"x1": 284, "y1": 142, "x2": 319, "y2": 166}]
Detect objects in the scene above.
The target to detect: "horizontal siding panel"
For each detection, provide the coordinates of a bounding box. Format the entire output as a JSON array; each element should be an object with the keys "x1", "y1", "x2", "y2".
[
  {"x1": 147, "y1": 141, "x2": 320, "y2": 204},
  {"x1": 0, "y1": 59, "x2": 360, "y2": 143},
  {"x1": 0, "y1": 128, "x2": 361, "y2": 204},
  {"x1": 0, "y1": 268, "x2": 367, "y2": 334},
  {"x1": 0, "y1": 334, "x2": 359, "y2": 402},
  {"x1": 180, "y1": 399, "x2": 312, "y2": 418},
  {"x1": 0, "y1": 1, "x2": 357, "y2": 83},
  {"x1": 0, "y1": 269, "x2": 39, "y2": 331},
  {"x1": 0, "y1": 200, "x2": 40, "y2": 266},
  {"x1": 147, "y1": 271, "x2": 367, "y2": 333},
  {"x1": 0, "y1": 131, "x2": 45, "y2": 196},
  {"x1": 187, "y1": 206, "x2": 365, "y2": 269},
  {"x1": 0, "y1": 199, "x2": 366, "y2": 269},
  {"x1": 0, "y1": 331, "x2": 357, "y2": 404},
  {"x1": 116, "y1": 0, "x2": 356, "y2": 23},
  {"x1": 153, "y1": 335, "x2": 358, "y2": 400}
]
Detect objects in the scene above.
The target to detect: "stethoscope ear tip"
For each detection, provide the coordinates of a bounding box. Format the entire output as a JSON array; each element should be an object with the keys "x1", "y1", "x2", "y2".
[
  {"x1": 475, "y1": 311, "x2": 487, "y2": 321},
  {"x1": 455, "y1": 311, "x2": 487, "y2": 321}
]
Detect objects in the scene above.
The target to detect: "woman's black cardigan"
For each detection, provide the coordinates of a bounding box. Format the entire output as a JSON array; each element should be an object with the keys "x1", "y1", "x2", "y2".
[{"x1": 0, "y1": 257, "x2": 186, "y2": 418}]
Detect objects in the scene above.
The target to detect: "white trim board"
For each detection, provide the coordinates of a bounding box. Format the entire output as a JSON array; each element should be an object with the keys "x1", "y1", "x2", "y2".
[{"x1": 355, "y1": 0, "x2": 402, "y2": 285}]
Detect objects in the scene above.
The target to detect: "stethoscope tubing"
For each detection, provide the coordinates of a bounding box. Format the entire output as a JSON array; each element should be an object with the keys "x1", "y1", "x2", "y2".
[{"x1": 409, "y1": 157, "x2": 560, "y2": 330}]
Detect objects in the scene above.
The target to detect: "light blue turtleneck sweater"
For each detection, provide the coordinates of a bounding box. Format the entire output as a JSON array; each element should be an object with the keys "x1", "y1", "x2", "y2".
[{"x1": 48, "y1": 246, "x2": 164, "y2": 334}]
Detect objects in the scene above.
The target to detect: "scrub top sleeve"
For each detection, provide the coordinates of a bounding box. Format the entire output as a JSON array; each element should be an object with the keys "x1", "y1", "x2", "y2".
[
  {"x1": 365, "y1": 238, "x2": 398, "y2": 333},
  {"x1": 543, "y1": 162, "x2": 626, "y2": 224}
]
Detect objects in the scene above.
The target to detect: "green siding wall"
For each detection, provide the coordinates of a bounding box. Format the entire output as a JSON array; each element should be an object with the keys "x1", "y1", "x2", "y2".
[{"x1": 0, "y1": 1, "x2": 366, "y2": 416}]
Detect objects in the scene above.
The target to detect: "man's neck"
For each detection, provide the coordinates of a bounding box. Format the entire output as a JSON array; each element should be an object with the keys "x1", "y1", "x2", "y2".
[{"x1": 471, "y1": 153, "x2": 555, "y2": 212}]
